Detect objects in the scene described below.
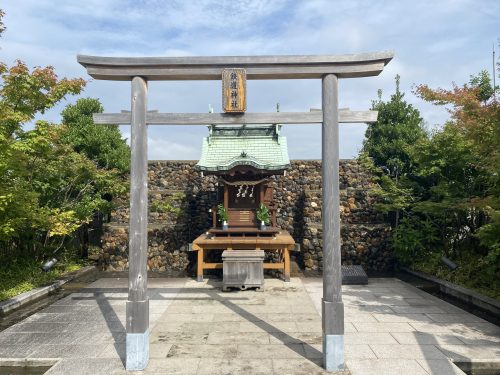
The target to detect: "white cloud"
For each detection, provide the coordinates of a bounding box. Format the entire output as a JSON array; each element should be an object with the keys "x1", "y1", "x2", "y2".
[
  {"x1": 1, "y1": 0, "x2": 498, "y2": 160},
  {"x1": 428, "y1": 37, "x2": 470, "y2": 54},
  {"x1": 123, "y1": 129, "x2": 201, "y2": 160},
  {"x1": 148, "y1": 136, "x2": 200, "y2": 161}
]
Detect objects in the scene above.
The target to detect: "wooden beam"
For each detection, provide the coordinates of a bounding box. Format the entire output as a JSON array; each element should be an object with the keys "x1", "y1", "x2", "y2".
[
  {"x1": 262, "y1": 263, "x2": 284, "y2": 270},
  {"x1": 322, "y1": 74, "x2": 345, "y2": 370},
  {"x1": 203, "y1": 263, "x2": 223, "y2": 269},
  {"x1": 84, "y1": 63, "x2": 386, "y2": 81},
  {"x1": 93, "y1": 110, "x2": 378, "y2": 125},
  {"x1": 127, "y1": 75, "x2": 149, "y2": 326},
  {"x1": 77, "y1": 51, "x2": 394, "y2": 81},
  {"x1": 284, "y1": 249, "x2": 290, "y2": 282},
  {"x1": 125, "y1": 76, "x2": 149, "y2": 370},
  {"x1": 78, "y1": 51, "x2": 394, "y2": 66},
  {"x1": 197, "y1": 249, "x2": 204, "y2": 282},
  {"x1": 224, "y1": 185, "x2": 229, "y2": 211},
  {"x1": 121, "y1": 109, "x2": 158, "y2": 113}
]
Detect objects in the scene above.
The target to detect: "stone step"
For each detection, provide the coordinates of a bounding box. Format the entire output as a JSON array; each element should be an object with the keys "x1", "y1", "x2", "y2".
[{"x1": 342, "y1": 265, "x2": 368, "y2": 285}]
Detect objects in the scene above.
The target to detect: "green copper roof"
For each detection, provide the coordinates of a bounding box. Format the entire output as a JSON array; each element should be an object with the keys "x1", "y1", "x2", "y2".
[{"x1": 196, "y1": 125, "x2": 291, "y2": 173}]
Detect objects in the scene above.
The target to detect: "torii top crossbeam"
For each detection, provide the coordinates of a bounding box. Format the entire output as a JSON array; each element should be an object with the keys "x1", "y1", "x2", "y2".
[{"x1": 77, "y1": 51, "x2": 393, "y2": 80}]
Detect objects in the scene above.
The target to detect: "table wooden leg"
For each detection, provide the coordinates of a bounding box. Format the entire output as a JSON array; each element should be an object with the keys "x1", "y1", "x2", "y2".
[
  {"x1": 197, "y1": 249, "x2": 204, "y2": 282},
  {"x1": 284, "y1": 248, "x2": 290, "y2": 282}
]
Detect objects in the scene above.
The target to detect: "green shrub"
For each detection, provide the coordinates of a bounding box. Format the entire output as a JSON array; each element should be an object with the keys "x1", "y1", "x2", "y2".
[
  {"x1": 217, "y1": 204, "x2": 228, "y2": 222},
  {"x1": 0, "y1": 251, "x2": 87, "y2": 301},
  {"x1": 392, "y1": 216, "x2": 439, "y2": 265},
  {"x1": 256, "y1": 203, "x2": 270, "y2": 225}
]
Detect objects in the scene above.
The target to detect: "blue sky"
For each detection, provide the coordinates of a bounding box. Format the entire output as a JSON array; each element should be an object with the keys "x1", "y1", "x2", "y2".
[{"x1": 1, "y1": 0, "x2": 498, "y2": 160}]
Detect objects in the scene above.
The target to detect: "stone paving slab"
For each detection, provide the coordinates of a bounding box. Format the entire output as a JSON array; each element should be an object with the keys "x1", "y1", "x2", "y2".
[
  {"x1": 0, "y1": 277, "x2": 186, "y2": 375},
  {"x1": 348, "y1": 358, "x2": 428, "y2": 374},
  {"x1": 44, "y1": 358, "x2": 127, "y2": 375},
  {"x1": 390, "y1": 331, "x2": 466, "y2": 345},
  {"x1": 437, "y1": 344, "x2": 500, "y2": 360},
  {"x1": 196, "y1": 358, "x2": 272, "y2": 375},
  {"x1": 416, "y1": 359, "x2": 466, "y2": 375},
  {"x1": 302, "y1": 277, "x2": 500, "y2": 375},
  {"x1": 0, "y1": 276, "x2": 499, "y2": 374},
  {"x1": 369, "y1": 344, "x2": 448, "y2": 359}
]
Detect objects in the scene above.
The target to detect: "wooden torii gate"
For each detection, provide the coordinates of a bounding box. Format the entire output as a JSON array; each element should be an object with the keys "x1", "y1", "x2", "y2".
[{"x1": 77, "y1": 51, "x2": 393, "y2": 372}]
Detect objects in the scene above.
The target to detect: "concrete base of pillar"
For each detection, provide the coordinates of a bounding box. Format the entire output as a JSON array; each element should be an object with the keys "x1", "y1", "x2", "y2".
[
  {"x1": 323, "y1": 334, "x2": 345, "y2": 372},
  {"x1": 126, "y1": 330, "x2": 149, "y2": 371}
]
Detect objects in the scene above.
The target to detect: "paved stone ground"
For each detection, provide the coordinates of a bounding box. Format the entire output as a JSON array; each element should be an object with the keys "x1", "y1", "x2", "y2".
[
  {"x1": 0, "y1": 277, "x2": 498, "y2": 374},
  {"x1": 303, "y1": 278, "x2": 499, "y2": 374}
]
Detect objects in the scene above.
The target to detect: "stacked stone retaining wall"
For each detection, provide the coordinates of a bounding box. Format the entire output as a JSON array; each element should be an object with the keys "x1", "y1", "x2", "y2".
[{"x1": 98, "y1": 160, "x2": 393, "y2": 275}]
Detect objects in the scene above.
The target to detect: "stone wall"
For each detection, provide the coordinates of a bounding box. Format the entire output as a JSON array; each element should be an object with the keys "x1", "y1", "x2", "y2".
[{"x1": 98, "y1": 160, "x2": 393, "y2": 275}]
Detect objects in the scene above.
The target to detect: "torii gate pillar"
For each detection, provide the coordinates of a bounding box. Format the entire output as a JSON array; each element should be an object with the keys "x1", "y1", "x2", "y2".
[
  {"x1": 322, "y1": 74, "x2": 344, "y2": 370},
  {"x1": 126, "y1": 76, "x2": 150, "y2": 370}
]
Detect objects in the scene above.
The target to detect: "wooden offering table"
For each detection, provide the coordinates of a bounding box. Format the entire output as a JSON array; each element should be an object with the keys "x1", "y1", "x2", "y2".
[{"x1": 191, "y1": 229, "x2": 295, "y2": 282}]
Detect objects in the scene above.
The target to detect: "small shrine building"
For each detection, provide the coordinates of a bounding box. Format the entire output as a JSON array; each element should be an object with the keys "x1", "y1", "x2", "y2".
[
  {"x1": 191, "y1": 123, "x2": 296, "y2": 281},
  {"x1": 197, "y1": 124, "x2": 290, "y2": 227}
]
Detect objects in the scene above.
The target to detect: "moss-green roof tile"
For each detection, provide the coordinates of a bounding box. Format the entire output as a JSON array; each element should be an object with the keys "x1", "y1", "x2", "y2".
[{"x1": 196, "y1": 125, "x2": 290, "y2": 172}]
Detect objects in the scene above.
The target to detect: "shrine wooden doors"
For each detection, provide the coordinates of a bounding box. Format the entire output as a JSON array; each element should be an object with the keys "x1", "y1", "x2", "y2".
[
  {"x1": 226, "y1": 183, "x2": 259, "y2": 227},
  {"x1": 222, "y1": 183, "x2": 274, "y2": 227}
]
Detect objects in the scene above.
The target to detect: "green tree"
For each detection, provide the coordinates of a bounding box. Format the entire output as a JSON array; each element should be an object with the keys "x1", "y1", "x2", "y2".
[
  {"x1": 397, "y1": 72, "x2": 500, "y2": 295},
  {"x1": 9, "y1": 121, "x2": 124, "y2": 246},
  {"x1": 366, "y1": 69, "x2": 498, "y2": 274},
  {"x1": 61, "y1": 98, "x2": 130, "y2": 172},
  {"x1": 364, "y1": 69, "x2": 500, "y2": 299},
  {"x1": 409, "y1": 124, "x2": 488, "y2": 256},
  {"x1": 469, "y1": 70, "x2": 496, "y2": 103},
  {"x1": 358, "y1": 152, "x2": 414, "y2": 215},
  {"x1": 0, "y1": 10, "x2": 125, "y2": 259},
  {"x1": 362, "y1": 75, "x2": 427, "y2": 228},
  {"x1": 363, "y1": 75, "x2": 427, "y2": 177},
  {"x1": 0, "y1": 59, "x2": 86, "y2": 245}
]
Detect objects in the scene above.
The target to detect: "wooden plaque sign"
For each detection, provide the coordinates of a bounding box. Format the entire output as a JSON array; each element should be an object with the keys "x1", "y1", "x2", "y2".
[{"x1": 222, "y1": 68, "x2": 246, "y2": 113}]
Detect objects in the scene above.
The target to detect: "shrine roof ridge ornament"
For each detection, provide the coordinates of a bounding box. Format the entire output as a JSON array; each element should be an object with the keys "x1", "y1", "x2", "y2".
[{"x1": 77, "y1": 50, "x2": 394, "y2": 81}]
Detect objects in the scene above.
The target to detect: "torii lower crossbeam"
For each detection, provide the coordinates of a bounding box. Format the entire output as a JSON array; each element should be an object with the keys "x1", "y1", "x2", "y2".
[{"x1": 92, "y1": 110, "x2": 378, "y2": 125}]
